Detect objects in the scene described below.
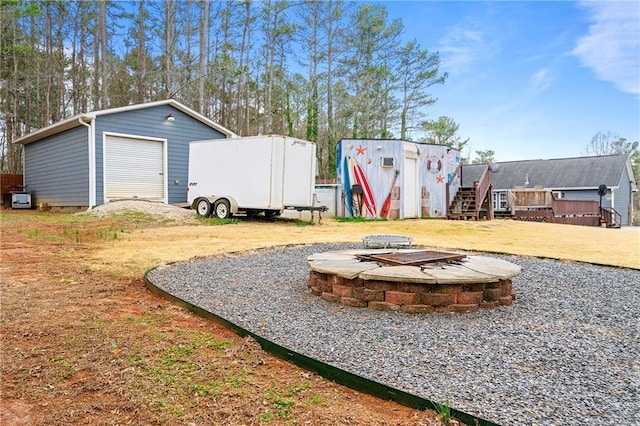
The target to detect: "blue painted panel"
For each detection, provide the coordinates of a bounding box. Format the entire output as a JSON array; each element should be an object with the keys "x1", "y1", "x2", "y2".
[
  {"x1": 24, "y1": 126, "x2": 89, "y2": 207},
  {"x1": 94, "y1": 105, "x2": 226, "y2": 204}
]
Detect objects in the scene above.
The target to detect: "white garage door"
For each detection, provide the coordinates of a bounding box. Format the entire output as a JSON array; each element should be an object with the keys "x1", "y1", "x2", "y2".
[{"x1": 105, "y1": 135, "x2": 165, "y2": 201}]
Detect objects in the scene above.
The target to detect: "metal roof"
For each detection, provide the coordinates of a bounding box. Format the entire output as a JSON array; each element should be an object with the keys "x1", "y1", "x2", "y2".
[
  {"x1": 15, "y1": 99, "x2": 237, "y2": 145},
  {"x1": 462, "y1": 154, "x2": 635, "y2": 190}
]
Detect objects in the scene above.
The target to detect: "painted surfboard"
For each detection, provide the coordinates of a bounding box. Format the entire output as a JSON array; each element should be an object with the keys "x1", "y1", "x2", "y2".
[
  {"x1": 343, "y1": 156, "x2": 353, "y2": 216},
  {"x1": 349, "y1": 157, "x2": 377, "y2": 218},
  {"x1": 347, "y1": 156, "x2": 356, "y2": 193}
]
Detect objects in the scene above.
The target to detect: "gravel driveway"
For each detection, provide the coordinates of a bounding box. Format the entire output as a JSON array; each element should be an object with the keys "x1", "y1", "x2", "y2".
[{"x1": 146, "y1": 244, "x2": 639, "y2": 426}]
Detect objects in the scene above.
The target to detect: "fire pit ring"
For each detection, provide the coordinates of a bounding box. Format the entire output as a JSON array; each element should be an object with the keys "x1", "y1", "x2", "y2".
[{"x1": 307, "y1": 248, "x2": 521, "y2": 313}]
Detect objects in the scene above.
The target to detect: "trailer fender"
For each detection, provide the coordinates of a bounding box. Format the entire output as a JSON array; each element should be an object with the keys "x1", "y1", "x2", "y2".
[
  {"x1": 211, "y1": 196, "x2": 238, "y2": 219},
  {"x1": 192, "y1": 196, "x2": 238, "y2": 217}
]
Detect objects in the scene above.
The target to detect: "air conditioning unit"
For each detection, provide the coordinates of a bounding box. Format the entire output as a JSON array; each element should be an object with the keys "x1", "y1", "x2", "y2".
[
  {"x1": 12, "y1": 192, "x2": 31, "y2": 209},
  {"x1": 5, "y1": 186, "x2": 32, "y2": 209},
  {"x1": 381, "y1": 157, "x2": 395, "y2": 168}
]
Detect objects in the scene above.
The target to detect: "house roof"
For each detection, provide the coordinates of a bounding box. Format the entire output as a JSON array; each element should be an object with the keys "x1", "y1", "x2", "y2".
[
  {"x1": 462, "y1": 154, "x2": 635, "y2": 190},
  {"x1": 15, "y1": 99, "x2": 237, "y2": 145}
]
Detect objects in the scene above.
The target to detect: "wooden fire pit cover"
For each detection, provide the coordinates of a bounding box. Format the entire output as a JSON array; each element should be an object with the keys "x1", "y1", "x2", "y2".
[{"x1": 358, "y1": 250, "x2": 466, "y2": 266}]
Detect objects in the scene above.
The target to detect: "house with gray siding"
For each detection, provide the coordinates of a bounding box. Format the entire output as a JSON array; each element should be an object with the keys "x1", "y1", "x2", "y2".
[
  {"x1": 462, "y1": 154, "x2": 637, "y2": 226},
  {"x1": 16, "y1": 99, "x2": 235, "y2": 209}
]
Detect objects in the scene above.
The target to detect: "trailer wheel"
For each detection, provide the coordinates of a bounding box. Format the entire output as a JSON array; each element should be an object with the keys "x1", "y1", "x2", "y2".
[
  {"x1": 213, "y1": 199, "x2": 231, "y2": 219},
  {"x1": 195, "y1": 198, "x2": 212, "y2": 217}
]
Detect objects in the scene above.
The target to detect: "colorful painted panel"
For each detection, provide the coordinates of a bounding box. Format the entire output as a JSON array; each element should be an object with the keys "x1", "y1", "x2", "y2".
[{"x1": 337, "y1": 139, "x2": 460, "y2": 219}]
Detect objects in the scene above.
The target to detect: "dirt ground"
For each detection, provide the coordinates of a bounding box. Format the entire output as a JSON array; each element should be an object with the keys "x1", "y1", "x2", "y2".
[{"x1": 2, "y1": 204, "x2": 638, "y2": 425}]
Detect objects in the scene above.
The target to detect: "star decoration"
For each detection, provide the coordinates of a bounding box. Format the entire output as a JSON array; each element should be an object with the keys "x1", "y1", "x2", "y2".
[
  {"x1": 436, "y1": 174, "x2": 445, "y2": 183},
  {"x1": 356, "y1": 145, "x2": 367, "y2": 155}
]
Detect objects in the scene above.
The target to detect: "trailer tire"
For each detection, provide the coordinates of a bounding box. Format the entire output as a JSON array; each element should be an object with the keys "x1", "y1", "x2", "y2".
[
  {"x1": 213, "y1": 199, "x2": 231, "y2": 219},
  {"x1": 195, "y1": 198, "x2": 212, "y2": 217}
]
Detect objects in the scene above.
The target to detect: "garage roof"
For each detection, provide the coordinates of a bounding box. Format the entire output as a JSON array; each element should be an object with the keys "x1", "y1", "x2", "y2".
[{"x1": 15, "y1": 99, "x2": 237, "y2": 145}]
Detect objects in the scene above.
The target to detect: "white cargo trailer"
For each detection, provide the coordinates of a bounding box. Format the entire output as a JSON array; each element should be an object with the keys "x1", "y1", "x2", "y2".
[{"x1": 188, "y1": 135, "x2": 320, "y2": 218}]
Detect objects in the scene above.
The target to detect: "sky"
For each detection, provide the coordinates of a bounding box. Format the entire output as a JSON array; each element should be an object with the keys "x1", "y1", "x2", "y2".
[{"x1": 382, "y1": 0, "x2": 640, "y2": 162}]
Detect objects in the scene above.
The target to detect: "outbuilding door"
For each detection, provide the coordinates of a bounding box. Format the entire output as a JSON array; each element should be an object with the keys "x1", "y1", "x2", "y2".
[
  {"x1": 104, "y1": 134, "x2": 166, "y2": 202},
  {"x1": 403, "y1": 157, "x2": 419, "y2": 218}
]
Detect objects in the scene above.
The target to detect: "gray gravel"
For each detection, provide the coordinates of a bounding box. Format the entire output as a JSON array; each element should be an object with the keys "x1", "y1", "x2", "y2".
[{"x1": 146, "y1": 244, "x2": 640, "y2": 426}]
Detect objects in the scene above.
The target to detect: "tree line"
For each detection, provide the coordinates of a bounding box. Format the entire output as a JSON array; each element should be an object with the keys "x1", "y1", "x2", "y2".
[{"x1": 1, "y1": 0, "x2": 461, "y2": 178}]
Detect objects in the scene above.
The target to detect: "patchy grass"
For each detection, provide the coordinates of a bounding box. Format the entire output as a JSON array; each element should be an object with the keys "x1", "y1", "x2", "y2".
[
  {"x1": 334, "y1": 216, "x2": 389, "y2": 223},
  {"x1": 197, "y1": 216, "x2": 241, "y2": 225},
  {"x1": 2, "y1": 208, "x2": 638, "y2": 426}
]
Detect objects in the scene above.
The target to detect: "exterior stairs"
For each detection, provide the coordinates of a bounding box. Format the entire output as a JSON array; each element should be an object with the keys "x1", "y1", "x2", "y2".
[{"x1": 447, "y1": 187, "x2": 478, "y2": 220}]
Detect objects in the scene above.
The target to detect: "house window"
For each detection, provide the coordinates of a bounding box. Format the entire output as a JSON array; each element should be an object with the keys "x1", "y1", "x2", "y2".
[{"x1": 493, "y1": 191, "x2": 508, "y2": 210}]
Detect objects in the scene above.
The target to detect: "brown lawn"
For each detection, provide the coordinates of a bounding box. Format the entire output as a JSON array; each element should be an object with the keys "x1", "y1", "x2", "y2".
[{"x1": 1, "y1": 207, "x2": 637, "y2": 425}]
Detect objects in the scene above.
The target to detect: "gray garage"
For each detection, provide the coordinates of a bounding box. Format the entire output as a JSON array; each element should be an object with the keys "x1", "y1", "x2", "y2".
[{"x1": 16, "y1": 100, "x2": 235, "y2": 210}]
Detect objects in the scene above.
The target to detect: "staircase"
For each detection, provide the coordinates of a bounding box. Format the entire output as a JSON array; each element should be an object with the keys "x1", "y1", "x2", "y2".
[
  {"x1": 446, "y1": 163, "x2": 495, "y2": 221},
  {"x1": 447, "y1": 187, "x2": 477, "y2": 220},
  {"x1": 601, "y1": 207, "x2": 622, "y2": 228}
]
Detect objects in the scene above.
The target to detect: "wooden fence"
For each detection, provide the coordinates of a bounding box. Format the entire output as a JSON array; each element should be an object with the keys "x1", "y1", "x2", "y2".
[{"x1": 1, "y1": 174, "x2": 24, "y2": 193}]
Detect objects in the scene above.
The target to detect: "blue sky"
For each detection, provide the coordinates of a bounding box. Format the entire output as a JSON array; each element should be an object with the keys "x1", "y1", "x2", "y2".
[{"x1": 383, "y1": 0, "x2": 639, "y2": 161}]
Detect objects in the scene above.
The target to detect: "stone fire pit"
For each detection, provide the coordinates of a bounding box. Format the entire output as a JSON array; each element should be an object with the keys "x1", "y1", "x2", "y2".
[{"x1": 307, "y1": 248, "x2": 521, "y2": 313}]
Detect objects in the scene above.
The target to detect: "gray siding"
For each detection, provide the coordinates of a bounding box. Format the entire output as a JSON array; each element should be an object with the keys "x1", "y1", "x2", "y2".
[
  {"x1": 560, "y1": 189, "x2": 603, "y2": 203},
  {"x1": 24, "y1": 126, "x2": 89, "y2": 207},
  {"x1": 94, "y1": 104, "x2": 226, "y2": 204},
  {"x1": 563, "y1": 175, "x2": 632, "y2": 225},
  {"x1": 467, "y1": 155, "x2": 634, "y2": 226},
  {"x1": 613, "y1": 168, "x2": 632, "y2": 226}
]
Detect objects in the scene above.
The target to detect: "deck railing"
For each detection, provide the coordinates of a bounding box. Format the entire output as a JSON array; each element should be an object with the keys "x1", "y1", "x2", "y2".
[
  {"x1": 473, "y1": 166, "x2": 492, "y2": 218},
  {"x1": 552, "y1": 198, "x2": 599, "y2": 216},
  {"x1": 507, "y1": 189, "x2": 620, "y2": 227},
  {"x1": 600, "y1": 207, "x2": 622, "y2": 228},
  {"x1": 508, "y1": 190, "x2": 553, "y2": 210}
]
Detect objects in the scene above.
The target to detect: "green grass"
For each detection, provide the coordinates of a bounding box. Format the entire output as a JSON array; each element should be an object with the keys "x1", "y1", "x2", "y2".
[
  {"x1": 436, "y1": 399, "x2": 453, "y2": 425},
  {"x1": 110, "y1": 210, "x2": 163, "y2": 224},
  {"x1": 197, "y1": 216, "x2": 240, "y2": 225},
  {"x1": 333, "y1": 216, "x2": 389, "y2": 223},
  {"x1": 52, "y1": 355, "x2": 76, "y2": 380},
  {"x1": 264, "y1": 389, "x2": 295, "y2": 419},
  {"x1": 113, "y1": 316, "x2": 239, "y2": 421}
]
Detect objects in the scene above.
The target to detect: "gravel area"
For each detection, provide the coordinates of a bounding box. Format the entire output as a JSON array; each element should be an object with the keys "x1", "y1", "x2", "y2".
[
  {"x1": 146, "y1": 244, "x2": 640, "y2": 426},
  {"x1": 79, "y1": 200, "x2": 198, "y2": 223}
]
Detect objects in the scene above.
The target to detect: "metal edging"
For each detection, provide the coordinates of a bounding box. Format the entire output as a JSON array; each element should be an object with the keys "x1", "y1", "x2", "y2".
[{"x1": 143, "y1": 267, "x2": 500, "y2": 426}]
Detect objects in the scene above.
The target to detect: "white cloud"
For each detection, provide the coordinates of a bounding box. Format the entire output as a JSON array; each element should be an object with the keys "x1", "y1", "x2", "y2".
[
  {"x1": 438, "y1": 24, "x2": 495, "y2": 75},
  {"x1": 572, "y1": 1, "x2": 640, "y2": 95},
  {"x1": 530, "y1": 68, "x2": 552, "y2": 95}
]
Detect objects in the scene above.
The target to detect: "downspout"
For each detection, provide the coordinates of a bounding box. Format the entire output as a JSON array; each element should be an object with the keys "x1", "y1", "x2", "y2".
[{"x1": 78, "y1": 116, "x2": 96, "y2": 210}]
